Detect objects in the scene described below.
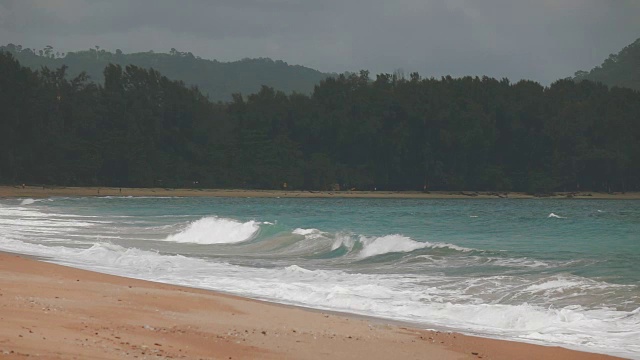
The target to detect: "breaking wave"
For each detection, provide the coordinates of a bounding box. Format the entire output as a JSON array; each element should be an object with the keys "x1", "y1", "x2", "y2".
[
  {"x1": 358, "y1": 235, "x2": 426, "y2": 258},
  {"x1": 1, "y1": 236, "x2": 636, "y2": 358},
  {"x1": 20, "y1": 198, "x2": 39, "y2": 205},
  {"x1": 292, "y1": 229, "x2": 475, "y2": 259},
  {"x1": 164, "y1": 217, "x2": 261, "y2": 244},
  {"x1": 2, "y1": 197, "x2": 639, "y2": 358}
]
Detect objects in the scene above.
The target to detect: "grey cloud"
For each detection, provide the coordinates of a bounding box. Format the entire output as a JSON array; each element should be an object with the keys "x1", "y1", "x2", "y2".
[{"x1": 0, "y1": 0, "x2": 638, "y2": 83}]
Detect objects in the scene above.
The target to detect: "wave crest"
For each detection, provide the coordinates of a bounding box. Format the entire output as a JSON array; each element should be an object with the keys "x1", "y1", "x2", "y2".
[
  {"x1": 356, "y1": 235, "x2": 474, "y2": 259},
  {"x1": 358, "y1": 235, "x2": 427, "y2": 258},
  {"x1": 165, "y1": 217, "x2": 260, "y2": 244}
]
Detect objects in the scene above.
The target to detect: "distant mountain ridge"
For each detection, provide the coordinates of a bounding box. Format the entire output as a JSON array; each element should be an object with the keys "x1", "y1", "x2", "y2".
[
  {"x1": 0, "y1": 44, "x2": 334, "y2": 101},
  {"x1": 573, "y1": 38, "x2": 640, "y2": 91}
]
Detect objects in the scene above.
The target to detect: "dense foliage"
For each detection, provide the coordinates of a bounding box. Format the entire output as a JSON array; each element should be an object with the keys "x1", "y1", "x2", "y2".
[
  {"x1": 1, "y1": 51, "x2": 639, "y2": 192},
  {"x1": 0, "y1": 44, "x2": 332, "y2": 102},
  {"x1": 574, "y1": 38, "x2": 640, "y2": 91}
]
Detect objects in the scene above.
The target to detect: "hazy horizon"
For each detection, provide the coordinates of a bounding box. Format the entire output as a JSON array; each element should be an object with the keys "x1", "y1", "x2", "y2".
[{"x1": 1, "y1": 0, "x2": 639, "y2": 84}]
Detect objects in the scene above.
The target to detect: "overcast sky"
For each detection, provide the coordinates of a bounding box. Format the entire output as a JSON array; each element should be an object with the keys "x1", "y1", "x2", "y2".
[{"x1": 1, "y1": 0, "x2": 639, "y2": 84}]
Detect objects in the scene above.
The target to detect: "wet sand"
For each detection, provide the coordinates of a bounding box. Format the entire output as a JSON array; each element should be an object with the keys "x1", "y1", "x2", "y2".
[
  {"x1": 0, "y1": 253, "x2": 623, "y2": 359},
  {"x1": 2, "y1": 185, "x2": 639, "y2": 199}
]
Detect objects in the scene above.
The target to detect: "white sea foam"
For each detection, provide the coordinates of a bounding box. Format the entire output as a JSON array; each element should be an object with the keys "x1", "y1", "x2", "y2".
[
  {"x1": 525, "y1": 279, "x2": 580, "y2": 293},
  {"x1": 332, "y1": 233, "x2": 356, "y2": 251},
  {"x1": 0, "y1": 236, "x2": 637, "y2": 358},
  {"x1": 548, "y1": 213, "x2": 566, "y2": 219},
  {"x1": 285, "y1": 265, "x2": 314, "y2": 274},
  {"x1": 293, "y1": 228, "x2": 324, "y2": 237},
  {"x1": 357, "y1": 235, "x2": 473, "y2": 258},
  {"x1": 290, "y1": 228, "x2": 351, "y2": 255},
  {"x1": 358, "y1": 235, "x2": 429, "y2": 258},
  {"x1": 0, "y1": 203, "x2": 102, "y2": 246},
  {"x1": 522, "y1": 277, "x2": 619, "y2": 297},
  {"x1": 491, "y1": 257, "x2": 549, "y2": 268},
  {"x1": 20, "y1": 198, "x2": 39, "y2": 205},
  {"x1": 1, "y1": 200, "x2": 639, "y2": 359},
  {"x1": 164, "y1": 217, "x2": 260, "y2": 244},
  {"x1": 429, "y1": 242, "x2": 474, "y2": 252}
]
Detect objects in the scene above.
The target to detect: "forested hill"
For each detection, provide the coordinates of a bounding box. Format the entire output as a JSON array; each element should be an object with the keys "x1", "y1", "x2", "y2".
[
  {"x1": 1, "y1": 51, "x2": 640, "y2": 193},
  {"x1": 0, "y1": 44, "x2": 332, "y2": 101},
  {"x1": 573, "y1": 38, "x2": 640, "y2": 91}
]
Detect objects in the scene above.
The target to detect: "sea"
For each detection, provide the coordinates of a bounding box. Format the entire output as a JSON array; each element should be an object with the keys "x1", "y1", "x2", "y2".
[{"x1": 0, "y1": 196, "x2": 638, "y2": 358}]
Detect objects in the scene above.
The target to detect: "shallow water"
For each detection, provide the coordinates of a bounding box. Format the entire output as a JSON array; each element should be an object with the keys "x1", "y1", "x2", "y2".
[{"x1": 1, "y1": 197, "x2": 639, "y2": 358}]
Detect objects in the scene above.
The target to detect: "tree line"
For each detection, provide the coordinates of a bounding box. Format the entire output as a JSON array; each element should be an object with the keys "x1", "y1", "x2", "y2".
[
  {"x1": 1, "y1": 51, "x2": 639, "y2": 192},
  {"x1": 574, "y1": 38, "x2": 640, "y2": 92},
  {"x1": 0, "y1": 44, "x2": 331, "y2": 102}
]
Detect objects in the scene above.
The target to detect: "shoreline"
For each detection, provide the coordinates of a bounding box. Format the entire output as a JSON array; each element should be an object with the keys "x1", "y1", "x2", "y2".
[
  {"x1": 0, "y1": 252, "x2": 625, "y2": 359},
  {"x1": 2, "y1": 185, "x2": 640, "y2": 199}
]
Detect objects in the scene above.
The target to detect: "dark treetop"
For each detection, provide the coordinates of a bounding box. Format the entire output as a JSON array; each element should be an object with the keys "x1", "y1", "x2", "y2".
[
  {"x1": 0, "y1": 44, "x2": 332, "y2": 102},
  {"x1": 1, "y1": 51, "x2": 639, "y2": 192},
  {"x1": 574, "y1": 38, "x2": 640, "y2": 92}
]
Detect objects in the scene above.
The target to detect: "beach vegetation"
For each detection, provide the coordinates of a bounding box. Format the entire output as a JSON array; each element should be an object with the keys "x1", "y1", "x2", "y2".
[{"x1": 1, "y1": 50, "x2": 639, "y2": 192}]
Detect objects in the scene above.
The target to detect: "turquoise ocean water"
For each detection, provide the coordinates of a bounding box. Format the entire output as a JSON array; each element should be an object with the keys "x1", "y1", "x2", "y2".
[{"x1": 1, "y1": 196, "x2": 638, "y2": 357}]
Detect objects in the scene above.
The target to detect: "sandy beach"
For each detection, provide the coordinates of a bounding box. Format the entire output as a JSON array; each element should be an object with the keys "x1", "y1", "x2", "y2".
[
  {"x1": 0, "y1": 253, "x2": 623, "y2": 359},
  {"x1": 2, "y1": 185, "x2": 640, "y2": 199}
]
